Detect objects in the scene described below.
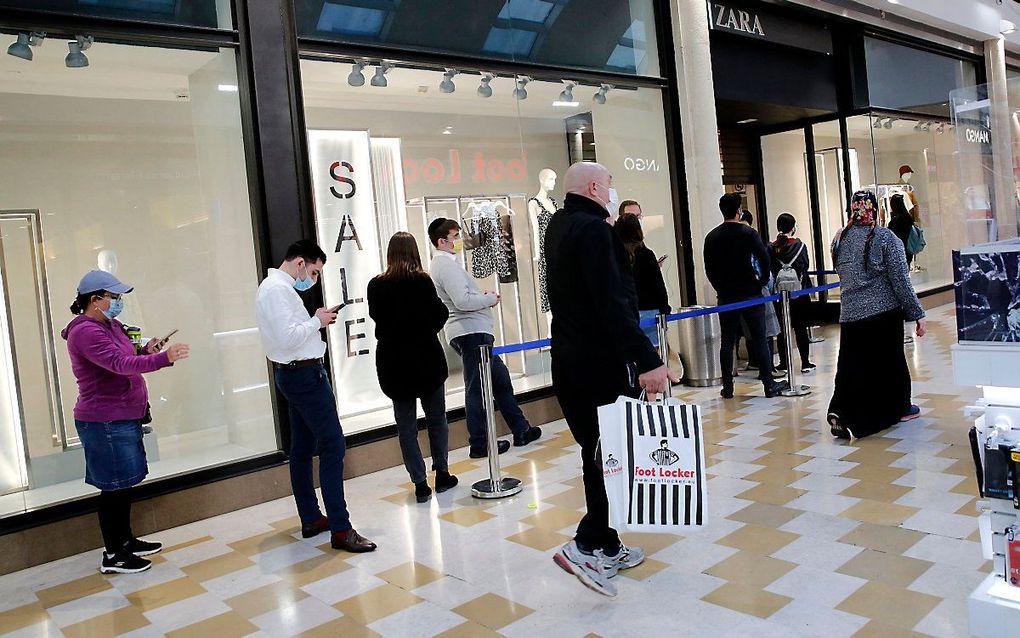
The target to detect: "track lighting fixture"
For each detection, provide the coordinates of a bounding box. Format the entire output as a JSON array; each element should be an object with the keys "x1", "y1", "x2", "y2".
[
  {"x1": 65, "y1": 35, "x2": 93, "y2": 69},
  {"x1": 29, "y1": 32, "x2": 45, "y2": 46},
  {"x1": 370, "y1": 62, "x2": 393, "y2": 87},
  {"x1": 872, "y1": 117, "x2": 882, "y2": 129},
  {"x1": 554, "y1": 81, "x2": 578, "y2": 107},
  {"x1": 477, "y1": 73, "x2": 494, "y2": 98},
  {"x1": 439, "y1": 69, "x2": 457, "y2": 94},
  {"x1": 347, "y1": 61, "x2": 367, "y2": 87},
  {"x1": 513, "y1": 76, "x2": 531, "y2": 100},
  {"x1": 882, "y1": 118, "x2": 893, "y2": 129},
  {"x1": 7, "y1": 33, "x2": 32, "y2": 61},
  {"x1": 593, "y1": 83, "x2": 613, "y2": 104}
]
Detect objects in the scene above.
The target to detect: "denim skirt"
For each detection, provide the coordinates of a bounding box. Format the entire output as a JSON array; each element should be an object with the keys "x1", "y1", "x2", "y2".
[{"x1": 74, "y1": 420, "x2": 148, "y2": 490}]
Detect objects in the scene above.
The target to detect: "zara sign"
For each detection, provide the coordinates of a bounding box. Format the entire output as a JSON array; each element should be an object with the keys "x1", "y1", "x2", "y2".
[
  {"x1": 707, "y1": 1, "x2": 832, "y2": 55},
  {"x1": 711, "y1": 2, "x2": 765, "y2": 37}
]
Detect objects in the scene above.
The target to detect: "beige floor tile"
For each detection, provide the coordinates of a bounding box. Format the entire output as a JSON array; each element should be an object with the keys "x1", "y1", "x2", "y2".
[
  {"x1": 619, "y1": 532, "x2": 682, "y2": 555},
  {"x1": 842, "y1": 464, "x2": 909, "y2": 484},
  {"x1": 438, "y1": 507, "x2": 496, "y2": 527},
  {"x1": 840, "y1": 499, "x2": 920, "y2": 526},
  {"x1": 227, "y1": 529, "x2": 299, "y2": 557},
  {"x1": 334, "y1": 584, "x2": 423, "y2": 625},
  {"x1": 836, "y1": 549, "x2": 933, "y2": 588},
  {"x1": 717, "y1": 525, "x2": 800, "y2": 555},
  {"x1": 744, "y1": 465, "x2": 809, "y2": 485},
  {"x1": 735, "y1": 483, "x2": 806, "y2": 506},
  {"x1": 705, "y1": 550, "x2": 798, "y2": 587},
  {"x1": 951, "y1": 479, "x2": 979, "y2": 496},
  {"x1": 226, "y1": 581, "x2": 307, "y2": 619},
  {"x1": 727, "y1": 502, "x2": 802, "y2": 529},
  {"x1": 125, "y1": 577, "x2": 208, "y2": 612},
  {"x1": 376, "y1": 562, "x2": 447, "y2": 590},
  {"x1": 268, "y1": 516, "x2": 301, "y2": 533},
  {"x1": 841, "y1": 448, "x2": 905, "y2": 467},
  {"x1": 0, "y1": 602, "x2": 48, "y2": 634},
  {"x1": 839, "y1": 523, "x2": 926, "y2": 555},
  {"x1": 852, "y1": 620, "x2": 930, "y2": 638},
  {"x1": 839, "y1": 481, "x2": 913, "y2": 504},
  {"x1": 617, "y1": 557, "x2": 670, "y2": 581},
  {"x1": 452, "y1": 593, "x2": 535, "y2": 630},
  {"x1": 36, "y1": 574, "x2": 112, "y2": 608},
  {"x1": 541, "y1": 487, "x2": 587, "y2": 511},
  {"x1": 501, "y1": 459, "x2": 557, "y2": 478},
  {"x1": 166, "y1": 611, "x2": 258, "y2": 638},
  {"x1": 61, "y1": 605, "x2": 151, "y2": 638},
  {"x1": 505, "y1": 526, "x2": 572, "y2": 552},
  {"x1": 277, "y1": 552, "x2": 353, "y2": 588},
  {"x1": 518, "y1": 505, "x2": 582, "y2": 531},
  {"x1": 446, "y1": 459, "x2": 482, "y2": 475},
  {"x1": 381, "y1": 489, "x2": 419, "y2": 506},
  {"x1": 836, "y1": 581, "x2": 941, "y2": 629},
  {"x1": 702, "y1": 582, "x2": 793, "y2": 619},
  {"x1": 181, "y1": 550, "x2": 254, "y2": 582},
  {"x1": 942, "y1": 457, "x2": 977, "y2": 477},
  {"x1": 519, "y1": 446, "x2": 571, "y2": 463},
  {"x1": 162, "y1": 535, "x2": 215, "y2": 554},
  {"x1": 757, "y1": 438, "x2": 814, "y2": 454},
  {"x1": 436, "y1": 621, "x2": 504, "y2": 638},
  {"x1": 296, "y1": 616, "x2": 381, "y2": 638}
]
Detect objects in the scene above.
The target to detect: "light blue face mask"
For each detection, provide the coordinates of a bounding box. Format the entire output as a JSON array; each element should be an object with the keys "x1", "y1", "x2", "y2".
[
  {"x1": 293, "y1": 266, "x2": 315, "y2": 292},
  {"x1": 102, "y1": 297, "x2": 124, "y2": 320}
]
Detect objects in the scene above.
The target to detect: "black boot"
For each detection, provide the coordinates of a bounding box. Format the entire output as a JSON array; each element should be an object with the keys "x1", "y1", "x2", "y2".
[
  {"x1": 434, "y1": 471, "x2": 459, "y2": 493},
  {"x1": 414, "y1": 480, "x2": 433, "y2": 503}
]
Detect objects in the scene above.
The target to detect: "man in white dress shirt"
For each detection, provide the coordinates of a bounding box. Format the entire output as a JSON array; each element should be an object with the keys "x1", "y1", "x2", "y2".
[{"x1": 255, "y1": 240, "x2": 376, "y2": 553}]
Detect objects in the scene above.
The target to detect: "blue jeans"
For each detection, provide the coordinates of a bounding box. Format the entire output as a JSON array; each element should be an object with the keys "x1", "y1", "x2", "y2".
[
  {"x1": 451, "y1": 333, "x2": 530, "y2": 450},
  {"x1": 274, "y1": 365, "x2": 351, "y2": 533},
  {"x1": 74, "y1": 419, "x2": 147, "y2": 491},
  {"x1": 393, "y1": 385, "x2": 449, "y2": 484}
]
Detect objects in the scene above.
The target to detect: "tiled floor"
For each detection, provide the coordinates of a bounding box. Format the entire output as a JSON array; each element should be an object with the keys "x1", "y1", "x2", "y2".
[{"x1": 0, "y1": 304, "x2": 986, "y2": 637}]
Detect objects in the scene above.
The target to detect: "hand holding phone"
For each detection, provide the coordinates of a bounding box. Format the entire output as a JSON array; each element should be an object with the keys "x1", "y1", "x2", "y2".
[{"x1": 147, "y1": 329, "x2": 178, "y2": 353}]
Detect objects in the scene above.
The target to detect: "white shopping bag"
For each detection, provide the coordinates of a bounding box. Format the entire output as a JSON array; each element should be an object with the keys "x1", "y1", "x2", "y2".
[{"x1": 598, "y1": 396, "x2": 707, "y2": 532}]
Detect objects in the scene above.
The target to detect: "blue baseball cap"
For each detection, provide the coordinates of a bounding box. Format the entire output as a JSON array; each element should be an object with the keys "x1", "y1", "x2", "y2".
[{"x1": 77, "y1": 270, "x2": 133, "y2": 295}]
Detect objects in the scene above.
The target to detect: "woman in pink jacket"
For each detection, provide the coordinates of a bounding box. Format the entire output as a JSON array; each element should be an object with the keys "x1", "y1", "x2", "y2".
[{"x1": 62, "y1": 270, "x2": 189, "y2": 574}]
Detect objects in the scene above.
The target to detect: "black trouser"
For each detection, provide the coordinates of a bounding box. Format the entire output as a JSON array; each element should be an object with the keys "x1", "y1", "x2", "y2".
[
  {"x1": 776, "y1": 296, "x2": 811, "y2": 369},
  {"x1": 98, "y1": 488, "x2": 133, "y2": 554},
  {"x1": 552, "y1": 354, "x2": 638, "y2": 554},
  {"x1": 719, "y1": 302, "x2": 773, "y2": 389}
]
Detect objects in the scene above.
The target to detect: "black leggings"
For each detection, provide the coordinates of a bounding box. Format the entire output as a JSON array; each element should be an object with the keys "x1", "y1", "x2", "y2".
[
  {"x1": 777, "y1": 297, "x2": 811, "y2": 368},
  {"x1": 98, "y1": 488, "x2": 134, "y2": 554}
]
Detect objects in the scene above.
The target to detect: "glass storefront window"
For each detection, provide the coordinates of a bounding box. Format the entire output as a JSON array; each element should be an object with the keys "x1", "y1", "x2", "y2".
[
  {"x1": 0, "y1": 39, "x2": 273, "y2": 517},
  {"x1": 295, "y1": 0, "x2": 661, "y2": 77},
  {"x1": 300, "y1": 60, "x2": 679, "y2": 434},
  {"x1": 864, "y1": 37, "x2": 978, "y2": 117},
  {"x1": 0, "y1": 1, "x2": 232, "y2": 29}
]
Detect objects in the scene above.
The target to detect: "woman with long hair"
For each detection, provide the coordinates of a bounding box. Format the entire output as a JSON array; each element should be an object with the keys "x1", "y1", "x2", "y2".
[
  {"x1": 887, "y1": 193, "x2": 916, "y2": 267},
  {"x1": 62, "y1": 270, "x2": 190, "y2": 573},
  {"x1": 827, "y1": 191, "x2": 925, "y2": 440},
  {"x1": 367, "y1": 232, "x2": 458, "y2": 502},
  {"x1": 614, "y1": 211, "x2": 669, "y2": 347}
]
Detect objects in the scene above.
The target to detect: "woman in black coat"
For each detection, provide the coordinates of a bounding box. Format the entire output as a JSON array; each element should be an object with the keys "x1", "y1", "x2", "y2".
[
  {"x1": 887, "y1": 194, "x2": 916, "y2": 267},
  {"x1": 368, "y1": 232, "x2": 458, "y2": 502}
]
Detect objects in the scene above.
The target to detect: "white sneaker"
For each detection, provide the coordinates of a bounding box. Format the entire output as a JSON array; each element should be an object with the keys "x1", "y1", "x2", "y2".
[
  {"x1": 552, "y1": 541, "x2": 617, "y2": 597},
  {"x1": 603, "y1": 543, "x2": 646, "y2": 578}
]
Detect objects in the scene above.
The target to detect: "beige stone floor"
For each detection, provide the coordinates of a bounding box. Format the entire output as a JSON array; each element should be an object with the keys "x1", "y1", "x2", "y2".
[{"x1": 0, "y1": 303, "x2": 986, "y2": 637}]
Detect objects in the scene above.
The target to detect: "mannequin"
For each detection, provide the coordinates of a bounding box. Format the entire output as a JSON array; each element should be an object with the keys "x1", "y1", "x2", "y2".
[
  {"x1": 898, "y1": 165, "x2": 921, "y2": 224},
  {"x1": 528, "y1": 168, "x2": 557, "y2": 325}
]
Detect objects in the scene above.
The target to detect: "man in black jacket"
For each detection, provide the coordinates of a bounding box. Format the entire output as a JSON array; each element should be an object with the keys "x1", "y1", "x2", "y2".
[
  {"x1": 704, "y1": 193, "x2": 789, "y2": 399},
  {"x1": 546, "y1": 161, "x2": 675, "y2": 597}
]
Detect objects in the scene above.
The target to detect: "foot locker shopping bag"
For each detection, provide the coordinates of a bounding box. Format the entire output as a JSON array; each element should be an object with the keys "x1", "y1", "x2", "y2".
[{"x1": 598, "y1": 397, "x2": 707, "y2": 532}]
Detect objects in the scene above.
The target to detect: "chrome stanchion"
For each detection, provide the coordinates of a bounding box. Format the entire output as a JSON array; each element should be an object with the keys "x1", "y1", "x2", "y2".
[
  {"x1": 471, "y1": 344, "x2": 523, "y2": 499},
  {"x1": 656, "y1": 313, "x2": 673, "y2": 399},
  {"x1": 779, "y1": 290, "x2": 811, "y2": 397}
]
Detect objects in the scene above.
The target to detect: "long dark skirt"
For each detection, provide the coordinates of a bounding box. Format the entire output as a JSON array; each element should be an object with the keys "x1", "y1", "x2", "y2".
[{"x1": 828, "y1": 308, "x2": 912, "y2": 438}]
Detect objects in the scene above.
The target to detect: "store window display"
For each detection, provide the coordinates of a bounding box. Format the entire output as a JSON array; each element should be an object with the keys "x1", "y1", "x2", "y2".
[{"x1": 300, "y1": 60, "x2": 680, "y2": 434}]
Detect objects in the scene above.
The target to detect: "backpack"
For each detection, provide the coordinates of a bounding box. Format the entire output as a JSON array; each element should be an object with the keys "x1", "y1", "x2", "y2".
[
  {"x1": 775, "y1": 241, "x2": 805, "y2": 293},
  {"x1": 907, "y1": 225, "x2": 926, "y2": 255}
]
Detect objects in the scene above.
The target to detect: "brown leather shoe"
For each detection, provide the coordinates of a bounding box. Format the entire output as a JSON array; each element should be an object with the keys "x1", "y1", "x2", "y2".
[
  {"x1": 301, "y1": 516, "x2": 329, "y2": 539},
  {"x1": 331, "y1": 528, "x2": 377, "y2": 553}
]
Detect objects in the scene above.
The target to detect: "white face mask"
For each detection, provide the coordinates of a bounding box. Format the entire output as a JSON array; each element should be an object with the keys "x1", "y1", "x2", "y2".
[{"x1": 595, "y1": 183, "x2": 618, "y2": 213}]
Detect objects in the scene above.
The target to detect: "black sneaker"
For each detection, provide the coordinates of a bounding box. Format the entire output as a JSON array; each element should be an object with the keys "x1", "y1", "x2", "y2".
[
  {"x1": 801, "y1": 363, "x2": 817, "y2": 374},
  {"x1": 100, "y1": 551, "x2": 152, "y2": 574},
  {"x1": 720, "y1": 386, "x2": 734, "y2": 399},
  {"x1": 470, "y1": 439, "x2": 510, "y2": 458},
  {"x1": 764, "y1": 381, "x2": 790, "y2": 398},
  {"x1": 435, "y1": 470, "x2": 459, "y2": 493},
  {"x1": 513, "y1": 426, "x2": 542, "y2": 447},
  {"x1": 123, "y1": 537, "x2": 162, "y2": 556},
  {"x1": 828, "y1": 412, "x2": 854, "y2": 440},
  {"x1": 414, "y1": 480, "x2": 433, "y2": 503}
]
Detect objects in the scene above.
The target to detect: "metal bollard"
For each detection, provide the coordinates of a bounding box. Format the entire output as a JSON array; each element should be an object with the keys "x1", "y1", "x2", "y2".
[
  {"x1": 779, "y1": 291, "x2": 811, "y2": 397},
  {"x1": 471, "y1": 344, "x2": 523, "y2": 499},
  {"x1": 656, "y1": 313, "x2": 673, "y2": 399}
]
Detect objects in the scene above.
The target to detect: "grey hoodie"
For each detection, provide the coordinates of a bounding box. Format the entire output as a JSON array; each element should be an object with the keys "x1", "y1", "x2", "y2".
[{"x1": 429, "y1": 251, "x2": 498, "y2": 343}]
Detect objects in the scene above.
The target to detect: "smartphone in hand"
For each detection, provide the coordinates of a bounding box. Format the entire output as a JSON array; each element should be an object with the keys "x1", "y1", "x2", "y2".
[{"x1": 155, "y1": 329, "x2": 178, "y2": 351}]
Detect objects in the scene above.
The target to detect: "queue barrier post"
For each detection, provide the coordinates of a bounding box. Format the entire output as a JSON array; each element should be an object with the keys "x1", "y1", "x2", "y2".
[
  {"x1": 471, "y1": 344, "x2": 523, "y2": 499},
  {"x1": 779, "y1": 290, "x2": 811, "y2": 397},
  {"x1": 656, "y1": 313, "x2": 673, "y2": 399}
]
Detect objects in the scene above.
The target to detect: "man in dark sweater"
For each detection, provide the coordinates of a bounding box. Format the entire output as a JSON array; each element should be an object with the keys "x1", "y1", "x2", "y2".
[
  {"x1": 546, "y1": 161, "x2": 676, "y2": 597},
  {"x1": 704, "y1": 193, "x2": 789, "y2": 399}
]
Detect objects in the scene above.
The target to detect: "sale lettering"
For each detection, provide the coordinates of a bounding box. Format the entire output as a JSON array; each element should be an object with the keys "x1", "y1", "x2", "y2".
[
  {"x1": 402, "y1": 149, "x2": 528, "y2": 185},
  {"x1": 329, "y1": 160, "x2": 370, "y2": 359}
]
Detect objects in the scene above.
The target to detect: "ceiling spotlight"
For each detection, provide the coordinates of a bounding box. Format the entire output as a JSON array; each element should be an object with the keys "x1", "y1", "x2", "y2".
[
  {"x1": 883, "y1": 118, "x2": 893, "y2": 129},
  {"x1": 872, "y1": 117, "x2": 882, "y2": 129},
  {"x1": 347, "y1": 61, "x2": 367, "y2": 87},
  {"x1": 477, "y1": 73, "x2": 494, "y2": 98},
  {"x1": 442, "y1": 126, "x2": 453, "y2": 135},
  {"x1": 439, "y1": 69, "x2": 457, "y2": 94},
  {"x1": 554, "y1": 81, "x2": 579, "y2": 107},
  {"x1": 65, "y1": 35, "x2": 93, "y2": 69},
  {"x1": 370, "y1": 62, "x2": 393, "y2": 87},
  {"x1": 29, "y1": 32, "x2": 45, "y2": 46},
  {"x1": 513, "y1": 76, "x2": 531, "y2": 100},
  {"x1": 935, "y1": 122, "x2": 945, "y2": 134},
  {"x1": 7, "y1": 33, "x2": 32, "y2": 61},
  {"x1": 593, "y1": 83, "x2": 613, "y2": 104}
]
